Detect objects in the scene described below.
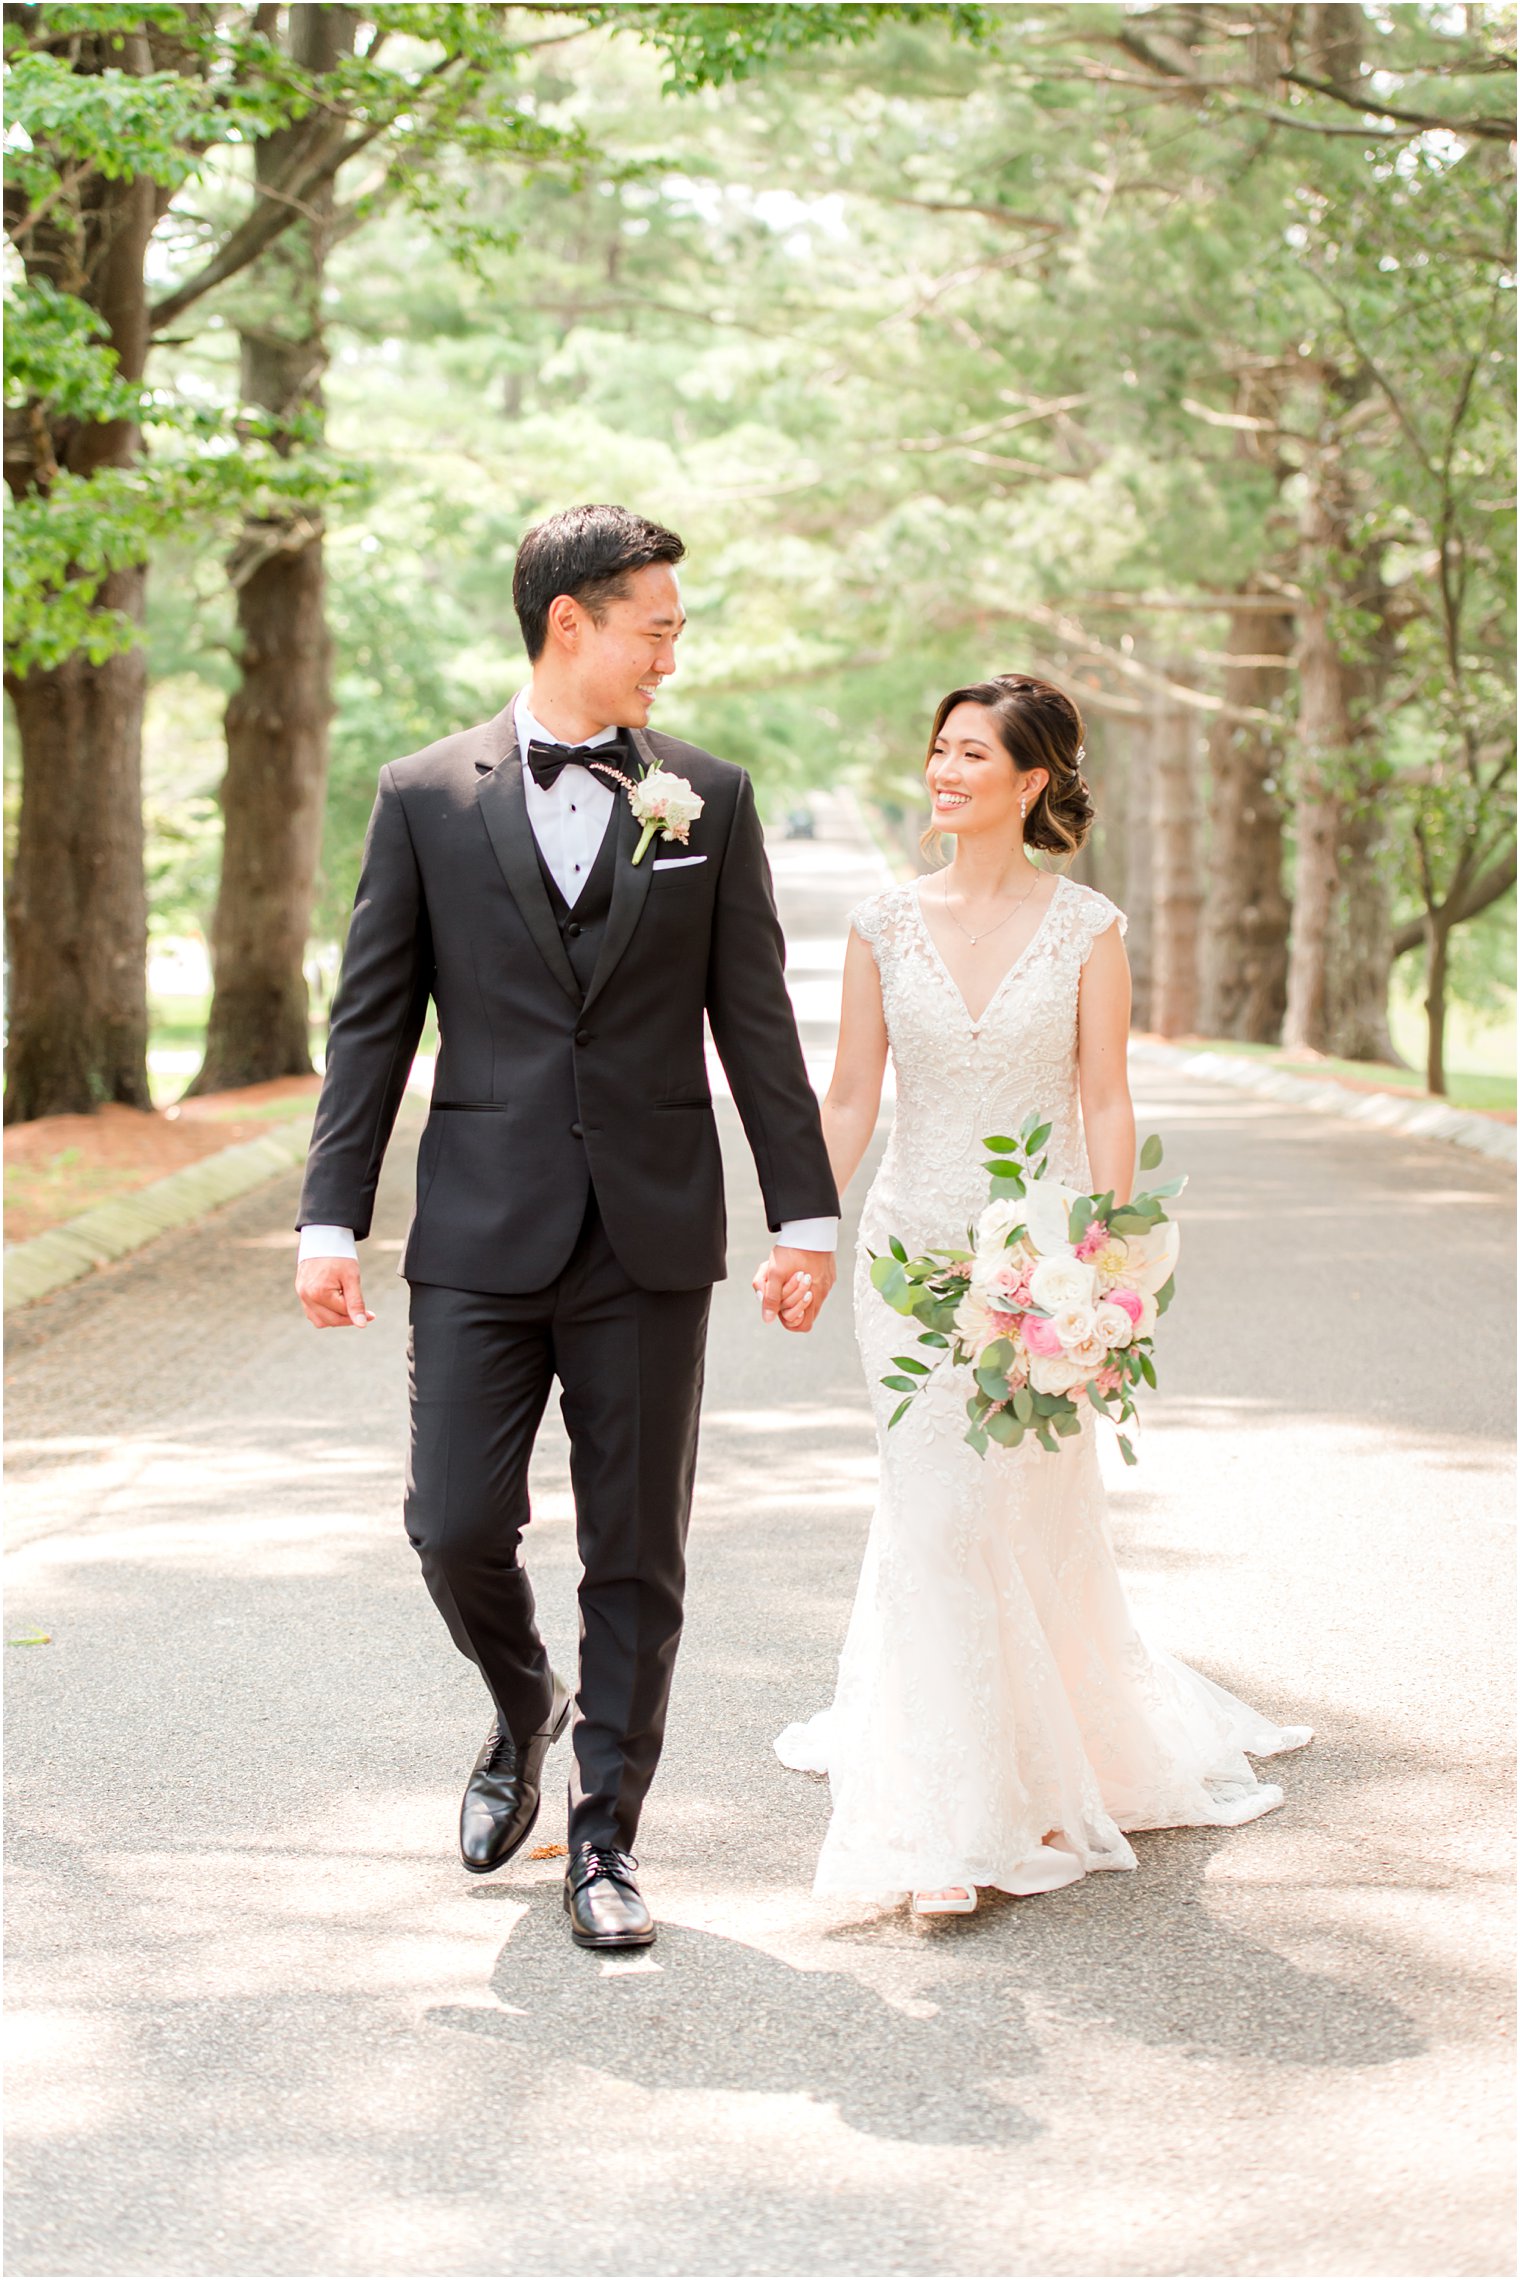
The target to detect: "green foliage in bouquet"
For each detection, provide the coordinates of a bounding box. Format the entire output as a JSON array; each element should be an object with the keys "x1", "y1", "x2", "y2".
[{"x1": 868, "y1": 1113, "x2": 1184, "y2": 1466}]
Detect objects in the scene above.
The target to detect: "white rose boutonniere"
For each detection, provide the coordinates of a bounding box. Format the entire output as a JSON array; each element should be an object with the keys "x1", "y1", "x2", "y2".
[{"x1": 629, "y1": 768, "x2": 703, "y2": 866}]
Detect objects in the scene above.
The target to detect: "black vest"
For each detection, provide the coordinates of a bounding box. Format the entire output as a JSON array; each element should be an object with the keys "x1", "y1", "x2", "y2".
[{"x1": 534, "y1": 798, "x2": 620, "y2": 998}]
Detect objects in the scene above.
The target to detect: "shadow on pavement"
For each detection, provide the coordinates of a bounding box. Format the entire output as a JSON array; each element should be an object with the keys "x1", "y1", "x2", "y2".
[{"x1": 429, "y1": 1907, "x2": 1043, "y2": 2147}]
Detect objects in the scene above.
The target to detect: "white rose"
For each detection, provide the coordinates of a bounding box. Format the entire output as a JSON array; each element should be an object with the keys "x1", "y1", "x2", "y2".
[
  {"x1": 1094, "y1": 1299, "x2": 1134, "y2": 1349},
  {"x1": 976, "y1": 1198, "x2": 1026, "y2": 1248},
  {"x1": 1027, "y1": 1253, "x2": 1096, "y2": 1312},
  {"x1": 1029, "y1": 1351, "x2": 1088, "y2": 1397},
  {"x1": 1050, "y1": 1303, "x2": 1097, "y2": 1352},
  {"x1": 1066, "y1": 1332, "x2": 1111, "y2": 1376}
]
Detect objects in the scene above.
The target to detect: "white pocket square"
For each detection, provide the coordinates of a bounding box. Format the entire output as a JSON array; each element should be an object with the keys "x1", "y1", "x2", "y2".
[{"x1": 652, "y1": 855, "x2": 707, "y2": 869}]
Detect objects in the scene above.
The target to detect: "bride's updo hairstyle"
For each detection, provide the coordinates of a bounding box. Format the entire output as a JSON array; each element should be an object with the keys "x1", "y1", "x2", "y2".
[{"x1": 922, "y1": 673, "x2": 1094, "y2": 863}]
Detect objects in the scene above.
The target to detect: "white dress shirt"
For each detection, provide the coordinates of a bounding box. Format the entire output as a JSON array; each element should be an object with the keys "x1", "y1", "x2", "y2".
[{"x1": 299, "y1": 691, "x2": 838, "y2": 1262}]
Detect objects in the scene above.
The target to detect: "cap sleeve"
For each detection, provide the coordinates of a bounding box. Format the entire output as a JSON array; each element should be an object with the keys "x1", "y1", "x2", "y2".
[
  {"x1": 1069, "y1": 884, "x2": 1127, "y2": 962},
  {"x1": 848, "y1": 890, "x2": 891, "y2": 951}
]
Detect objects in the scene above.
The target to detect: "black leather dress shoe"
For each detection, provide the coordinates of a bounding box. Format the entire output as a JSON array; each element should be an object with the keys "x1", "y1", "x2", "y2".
[
  {"x1": 563, "y1": 1843, "x2": 655, "y2": 1949},
  {"x1": 459, "y1": 1674, "x2": 572, "y2": 1875}
]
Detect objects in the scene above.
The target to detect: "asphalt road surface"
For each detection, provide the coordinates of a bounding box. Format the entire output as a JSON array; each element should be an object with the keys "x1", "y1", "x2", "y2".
[{"x1": 6, "y1": 804, "x2": 1514, "y2": 2279}]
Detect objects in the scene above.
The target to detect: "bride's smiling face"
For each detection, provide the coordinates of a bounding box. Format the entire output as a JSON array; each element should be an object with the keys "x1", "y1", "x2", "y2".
[{"x1": 926, "y1": 702, "x2": 1047, "y2": 842}]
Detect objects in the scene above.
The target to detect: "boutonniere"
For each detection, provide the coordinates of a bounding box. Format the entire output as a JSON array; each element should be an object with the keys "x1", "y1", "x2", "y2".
[{"x1": 592, "y1": 754, "x2": 705, "y2": 867}]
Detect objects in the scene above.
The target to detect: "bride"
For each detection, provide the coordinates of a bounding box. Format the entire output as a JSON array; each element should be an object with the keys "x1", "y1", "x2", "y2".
[{"x1": 771, "y1": 673, "x2": 1311, "y2": 1916}]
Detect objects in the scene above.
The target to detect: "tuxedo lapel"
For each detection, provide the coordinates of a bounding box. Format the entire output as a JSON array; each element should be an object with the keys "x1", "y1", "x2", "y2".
[
  {"x1": 474, "y1": 703, "x2": 582, "y2": 1006},
  {"x1": 581, "y1": 738, "x2": 655, "y2": 1016}
]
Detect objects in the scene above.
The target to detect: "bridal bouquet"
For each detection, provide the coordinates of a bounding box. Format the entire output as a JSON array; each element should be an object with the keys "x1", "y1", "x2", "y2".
[{"x1": 870, "y1": 1114, "x2": 1182, "y2": 1464}]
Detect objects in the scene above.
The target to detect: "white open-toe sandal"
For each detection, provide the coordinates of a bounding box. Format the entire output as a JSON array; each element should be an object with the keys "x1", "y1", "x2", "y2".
[{"x1": 912, "y1": 1886, "x2": 978, "y2": 1916}]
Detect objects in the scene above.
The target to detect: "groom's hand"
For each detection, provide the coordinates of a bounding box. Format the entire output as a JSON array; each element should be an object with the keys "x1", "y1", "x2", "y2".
[
  {"x1": 753, "y1": 1246, "x2": 836, "y2": 1334},
  {"x1": 296, "y1": 1257, "x2": 374, "y2": 1329}
]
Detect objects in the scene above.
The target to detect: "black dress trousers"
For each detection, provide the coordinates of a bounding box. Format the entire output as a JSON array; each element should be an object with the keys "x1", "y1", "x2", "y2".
[{"x1": 405, "y1": 1192, "x2": 711, "y2": 1852}]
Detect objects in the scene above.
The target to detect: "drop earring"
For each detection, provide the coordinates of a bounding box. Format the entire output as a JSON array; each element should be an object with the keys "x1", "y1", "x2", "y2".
[{"x1": 1019, "y1": 795, "x2": 1027, "y2": 820}]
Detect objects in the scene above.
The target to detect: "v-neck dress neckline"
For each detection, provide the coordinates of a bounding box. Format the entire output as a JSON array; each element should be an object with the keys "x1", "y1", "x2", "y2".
[{"x1": 911, "y1": 872, "x2": 1069, "y2": 1030}]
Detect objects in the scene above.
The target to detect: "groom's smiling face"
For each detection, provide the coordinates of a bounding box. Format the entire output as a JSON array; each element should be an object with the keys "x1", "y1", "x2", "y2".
[{"x1": 560, "y1": 563, "x2": 686, "y2": 733}]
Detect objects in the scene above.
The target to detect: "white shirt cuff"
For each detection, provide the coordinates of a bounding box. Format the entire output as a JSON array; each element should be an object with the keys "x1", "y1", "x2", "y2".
[
  {"x1": 775, "y1": 1217, "x2": 839, "y2": 1254},
  {"x1": 298, "y1": 1225, "x2": 358, "y2": 1262}
]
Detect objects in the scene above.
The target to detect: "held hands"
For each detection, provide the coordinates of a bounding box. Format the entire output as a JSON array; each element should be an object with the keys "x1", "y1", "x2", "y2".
[
  {"x1": 752, "y1": 1245, "x2": 837, "y2": 1334},
  {"x1": 295, "y1": 1256, "x2": 375, "y2": 1329}
]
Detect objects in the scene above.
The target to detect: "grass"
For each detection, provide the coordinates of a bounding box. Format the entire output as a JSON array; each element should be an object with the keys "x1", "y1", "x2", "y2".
[{"x1": 1176, "y1": 1036, "x2": 1515, "y2": 1118}]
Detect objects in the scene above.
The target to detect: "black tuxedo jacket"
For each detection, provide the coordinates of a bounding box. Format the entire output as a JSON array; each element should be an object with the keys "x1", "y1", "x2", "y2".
[{"x1": 296, "y1": 700, "x2": 838, "y2": 1292}]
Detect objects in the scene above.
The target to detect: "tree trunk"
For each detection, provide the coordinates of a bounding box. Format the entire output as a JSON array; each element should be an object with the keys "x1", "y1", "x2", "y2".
[
  {"x1": 1200, "y1": 596, "x2": 1293, "y2": 1041},
  {"x1": 1424, "y1": 914, "x2": 1450, "y2": 1096},
  {"x1": 4, "y1": 565, "x2": 151, "y2": 1120},
  {"x1": 1283, "y1": 426, "x2": 1354, "y2": 1054},
  {"x1": 1123, "y1": 716, "x2": 1155, "y2": 1029},
  {"x1": 1150, "y1": 681, "x2": 1202, "y2": 1037},
  {"x1": 189, "y1": 4, "x2": 353, "y2": 1096},
  {"x1": 4, "y1": 104, "x2": 158, "y2": 1122},
  {"x1": 1325, "y1": 792, "x2": 1401, "y2": 1063}
]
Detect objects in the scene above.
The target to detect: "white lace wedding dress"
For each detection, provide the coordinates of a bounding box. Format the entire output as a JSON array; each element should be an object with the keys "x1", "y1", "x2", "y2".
[{"x1": 776, "y1": 874, "x2": 1311, "y2": 1899}]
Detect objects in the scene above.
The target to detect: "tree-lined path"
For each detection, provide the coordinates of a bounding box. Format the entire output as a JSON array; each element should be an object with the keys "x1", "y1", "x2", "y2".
[{"x1": 5, "y1": 807, "x2": 1513, "y2": 2278}]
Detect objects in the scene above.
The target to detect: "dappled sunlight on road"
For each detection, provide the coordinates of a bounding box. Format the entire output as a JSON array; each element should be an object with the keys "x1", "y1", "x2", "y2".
[{"x1": 5, "y1": 799, "x2": 1512, "y2": 2279}]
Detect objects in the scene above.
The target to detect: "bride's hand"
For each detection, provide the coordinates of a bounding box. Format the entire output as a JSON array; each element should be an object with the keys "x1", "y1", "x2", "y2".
[{"x1": 752, "y1": 1247, "x2": 836, "y2": 1333}]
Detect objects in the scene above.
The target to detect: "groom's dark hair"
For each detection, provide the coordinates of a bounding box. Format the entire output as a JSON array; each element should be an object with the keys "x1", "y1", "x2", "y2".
[{"x1": 513, "y1": 504, "x2": 686, "y2": 660}]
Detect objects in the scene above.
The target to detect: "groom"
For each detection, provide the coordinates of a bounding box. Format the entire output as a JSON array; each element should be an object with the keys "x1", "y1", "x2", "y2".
[{"x1": 294, "y1": 504, "x2": 839, "y2": 1949}]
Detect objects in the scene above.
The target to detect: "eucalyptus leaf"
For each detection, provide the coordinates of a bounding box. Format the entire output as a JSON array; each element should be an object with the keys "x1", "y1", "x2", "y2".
[
  {"x1": 1154, "y1": 1275, "x2": 1176, "y2": 1315},
  {"x1": 887, "y1": 1396, "x2": 913, "y2": 1428},
  {"x1": 891, "y1": 1355, "x2": 931, "y2": 1374},
  {"x1": 1117, "y1": 1434, "x2": 1138, "y2": 1467},
  {"x1": 889, "y1": 1235, "x2": 908, "y2": 1262},
  {"x1": 918, "y1": 1329, "x2": 949, "y2": 1348},
  {"x1": 1139, "y1": 1132, "x2": 1164, "y2": 1171},
  {"x1": 882, "y1": 1374, "x2": 919, "y2": 1394},
  {"x1": 1108, "y1": 1208, "x2": 1150, "y2": 1235},
  {"x1": 1012, "y1": 1385, "x2": 1034, "y2": 1423},
  {"x1": 983, "y1": 1134, "x2": 1015, "y2": 1152}
]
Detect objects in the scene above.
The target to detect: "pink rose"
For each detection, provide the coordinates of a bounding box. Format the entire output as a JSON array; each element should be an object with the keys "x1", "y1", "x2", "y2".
[
  {"x1": 1075, "y1": 1220, "x2": 1108, "y2": 1261},
  {"x1": 1109, "y1": 1288, "x2": 1144, "y2": 1325},
  {"x1": 1022, "y1": 1313, "x2": 1063, "y2": 1357}
]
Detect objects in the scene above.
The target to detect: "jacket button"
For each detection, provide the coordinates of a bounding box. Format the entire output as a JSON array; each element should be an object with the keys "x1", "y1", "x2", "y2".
[
  {"x1": 565, "y1": 922, "x2": 581, "y2": 938},
  {"x1": 575, "y1": 1028, "x2": 591, "y2": 1046},
  {"x1": 570, "y1": 1123, "x2": 583, "y2": 1139}
]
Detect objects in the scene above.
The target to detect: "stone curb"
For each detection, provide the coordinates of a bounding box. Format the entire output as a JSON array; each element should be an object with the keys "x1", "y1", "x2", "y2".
[
  {"x1": 4, "y1": 1113, "x2": 314, "y2": 1315},
  {"x1": 1129, "y1": 1039, "x2": 1517, "y2": 1165}
]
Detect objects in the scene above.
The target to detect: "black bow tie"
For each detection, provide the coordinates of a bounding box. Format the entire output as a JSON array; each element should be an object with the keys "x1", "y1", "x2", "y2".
[{"x1": 525, "y1": 736, "x2": 625, "y2": 791}]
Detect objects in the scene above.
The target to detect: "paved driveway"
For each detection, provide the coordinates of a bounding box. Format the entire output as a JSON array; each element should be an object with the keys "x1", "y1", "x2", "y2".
[{"x1": 6, "y1": 810, "x2": 1513, "y2": 2277}]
